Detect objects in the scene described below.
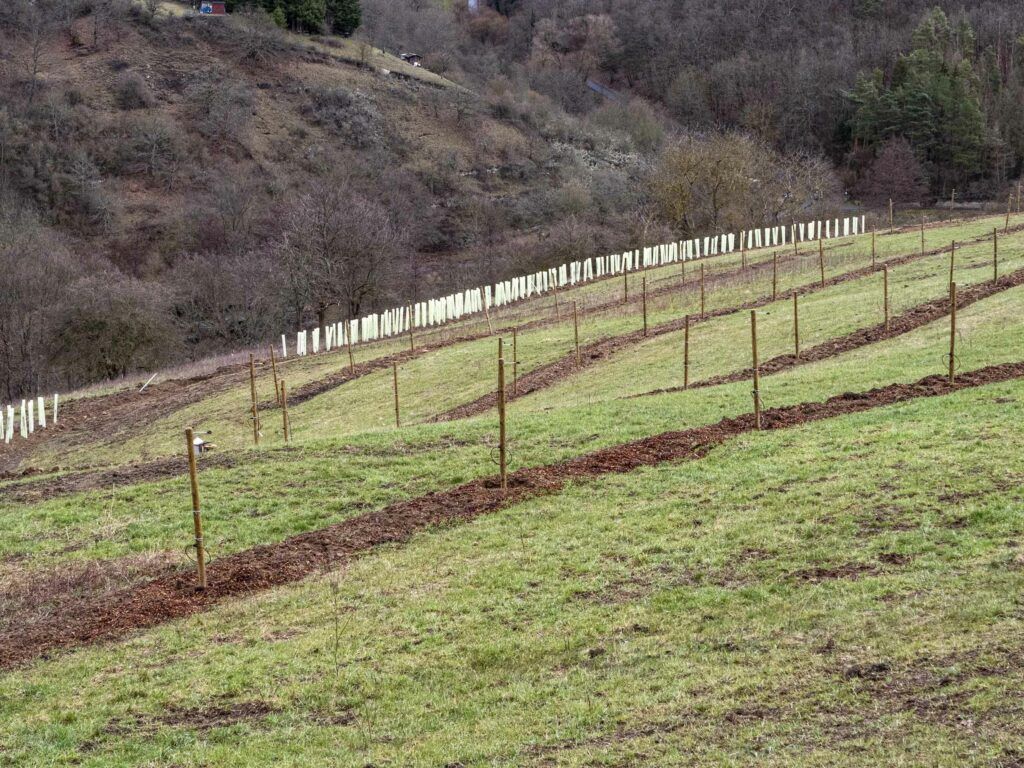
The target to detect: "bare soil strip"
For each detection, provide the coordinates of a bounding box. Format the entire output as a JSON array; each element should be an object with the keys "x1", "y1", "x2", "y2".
[
  {"x1": 1, "y1": 454, "x2": 240, "y2": 505},
  {"x1": 3, "y1": 361, "x2": 1022, "y2": 671},
  {"x1": 432, "y1": 227, "x2": 1015, "y2": 422},
  {"x1": 0, "y1": 218, "x2": 989, "y2": 477},
  {"x1": 8, "y1": 244, "x2": 1020, "y2": 506},
  {"x1": 0, "y1": 365, "x2": 252, "y2": 476},
  {"x1": 634, "y1": 266, "x2": 1024, "y2": 398}
]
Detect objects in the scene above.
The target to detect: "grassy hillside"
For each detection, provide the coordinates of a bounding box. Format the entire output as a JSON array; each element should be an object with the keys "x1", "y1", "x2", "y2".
[{"x1": 2, "y1": 213, "x2": 1024, "y2": 766}]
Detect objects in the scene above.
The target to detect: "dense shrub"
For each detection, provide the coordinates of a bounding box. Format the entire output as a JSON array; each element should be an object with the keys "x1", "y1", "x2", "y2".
[
  {"x1": 50, "y1": 274, "x2": 180, "y2": 381},
  {"x1": 106, "y1": 114, "x2": 185, "y2": 182},
  {"x1": 300, "y1": 86, "x2": 388, "y2": 150},
  {"x1": 185, "y1": 76, "x2": 255, "y2": 144},
  {"x1": 112, "y1": 71, "x2": 156, "y2": 110}
]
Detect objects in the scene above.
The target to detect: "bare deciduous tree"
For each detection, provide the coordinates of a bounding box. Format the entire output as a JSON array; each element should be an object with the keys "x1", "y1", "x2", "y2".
[
  {"x1": 652, "y1": 132, "x2": 840, "y2": 235},
  {"x1": 275, "y1": 175, "x2": 408, "y2": 328},
  {"x1": 0, "y1": 205, "x2": 78, "y2": 399}
]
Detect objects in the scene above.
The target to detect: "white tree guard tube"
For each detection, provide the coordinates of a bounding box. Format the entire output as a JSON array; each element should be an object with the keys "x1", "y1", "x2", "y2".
[{"x1": 37, "y1": 396, "x2": 45, "y2": 429}]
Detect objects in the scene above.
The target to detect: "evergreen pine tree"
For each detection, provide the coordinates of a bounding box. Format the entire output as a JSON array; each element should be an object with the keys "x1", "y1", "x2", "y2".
[
  {"x1": 327, "y1": 0, "x2": 361, "y2": 37},
  {"x1": 849, "y1": 8, "x2": 988, "y2": 194}
]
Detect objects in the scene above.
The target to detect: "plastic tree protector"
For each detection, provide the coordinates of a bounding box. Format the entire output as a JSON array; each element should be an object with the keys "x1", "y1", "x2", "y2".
[{"x1": 272, "y1": 211, "x2": 865, "y2": 359}]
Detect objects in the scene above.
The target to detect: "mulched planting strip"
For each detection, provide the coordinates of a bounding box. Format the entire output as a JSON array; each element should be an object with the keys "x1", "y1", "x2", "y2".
[
  {"x1": 432, "y1": 224, "x2": 1021, "y2": 422},
  {"x1": 3, "y1": 360, "x2": 1023, "y2": 671},
  {"x1": 633, "y1": 265, "x2": 1024, "y2": 398}
]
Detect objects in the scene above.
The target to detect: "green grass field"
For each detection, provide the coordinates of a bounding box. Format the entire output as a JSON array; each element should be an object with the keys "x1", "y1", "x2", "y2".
[{"x1": 2, "y1": 214, "x2": 1023, "y2": 766}]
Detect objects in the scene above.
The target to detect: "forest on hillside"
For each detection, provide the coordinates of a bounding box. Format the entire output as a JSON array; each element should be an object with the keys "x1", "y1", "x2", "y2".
[
  {"x1": 1, "y1": 0, "x2": 1022, "y2": 400},
  {"x1": 367, "y1": 0, "x2": 1024, "y2": 199}
]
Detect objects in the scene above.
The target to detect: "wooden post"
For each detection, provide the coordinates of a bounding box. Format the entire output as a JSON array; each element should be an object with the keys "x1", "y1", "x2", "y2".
[
  {"x1": 883, "y1": 265, "x2": 890, "y2": 332},
  {"x1": 792, "y1": 293, "x2": 800, "y2": 360},
  {"x1": 407, "y1": 305, "x2": 415, "y2": 352},
  {"x1": 554, "y1": 290, "x2": 560, "y2": 321},
  {"x1": 184, "y1": 428, "x2": 206, "y2": 590},
  {"x1": 280, "y1": 381, "x2": 290, "y2": 442},
  {"x1": 497, "y1": 336, "x2": 503, "y2": 361},
  {"x1": 818, "y1": 237, "x2": 825, "y2": 287},
  {"x1": 920, "y1": 218, "x2": 925, "y2": 255},
  {"x1": 680, "y1": 258, "x2": 686, "y2": 282},
  {"x1": 270, "y1": 347, "x2": 280, "y2": 405},
  {"x1": 772, "y1": 252, "x2": 778, "y2": 301},
  {"x1": 497, "y1": 356, "x2": 508, "y2": 492},
  {"x1": 793, "y1": 225, "x2": 798, "y2": 256},
  {"x1": 683, "y1": 314, "x2": 690, "y2": 389},
  {"x1": 512, "y1": 327, "x2": 518, "y2": 396},
  {"x1": 248, "y1": 353, "x2": 260, "y2": 446},
  {"x1": 572, "y1": 301, "x2": 581, "y2": 366},
  {"x1": 392, "y1": 362, "x2": 400, "y2": 428},
  {"x1": 889, "y1": 198, "x2": 894, "y2": 234},
  {"x1": 641, "y1": 276, "x2": 648, "y2": 337},
  {"x1": 993, "y1": 228, "x2": 998, "y2": 282},
  {"x1": 871, "y1": 229, "x2": 876, "y2": 267},
  {"x1": 483, "y1": 302, "x2": 494, "y2": 335},
  {"x1": 949, "y1": 282, "x2": 957, "y2": 385},
  {"x1": 948, "y1": 241, "x2": 955, "y2": 287},
  {"x1": 741, "y1": 240, "x2": 747, "y2": 270},
  {"x1": 347, "y1": 329, "x2": 355, "y2": 375},
  {"x1": 700, "y1": 263, "x2": 706, "y2": 318},
  {"x1": 1007, "y1": 195, "x2": 1013, "y2": 233},
  {"x1": 750, "y1": 310, "x2": 761, "y2": 431},
  {"x1": 623, "y1": 268, "x2": 629, "y2": 304}
]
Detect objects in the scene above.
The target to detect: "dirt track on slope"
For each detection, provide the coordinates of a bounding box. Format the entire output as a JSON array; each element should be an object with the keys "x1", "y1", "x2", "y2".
[
  {"x1": 0, "y1": 364, "x2": 253, "y2": 476},
  {"x1": 1, "y1": 454, "x2": 242, "y2": 505},
  {"x1": 3, "y1": 360, "x2": 1023, "y2": 671},
  {"x1": 432, "y1": 226, "x2": 1018, "y2": 422}
]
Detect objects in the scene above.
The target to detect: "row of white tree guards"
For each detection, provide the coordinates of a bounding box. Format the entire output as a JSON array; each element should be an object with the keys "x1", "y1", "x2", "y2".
[
  {"x1": 1, "y1": 395, "x2": 59, "y2": 444},
  {"x1": 0, "y1": 216, "x2": 866, "y2": 448},
  {"x1": 280, "y1": 214, "x2": 867, "y2": 360}
]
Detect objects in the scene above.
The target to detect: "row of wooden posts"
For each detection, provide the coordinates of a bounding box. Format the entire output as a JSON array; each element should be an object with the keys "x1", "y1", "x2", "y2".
[
  {"x1": 182, "y1": 222, "x2": 1005, "y2": 588},
  {"x1": 887, "y1": 187, "x2": 1021, "y2": 236},
  {"x1": 746, "y1": 282, "x2": 961, "y2": 431},
  {"x1": 248, "y1": 221, "x2": 1004, "y2": 445},
  {"x1": 494, "y1": 225, "x2": 999, "y2": 491}
]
